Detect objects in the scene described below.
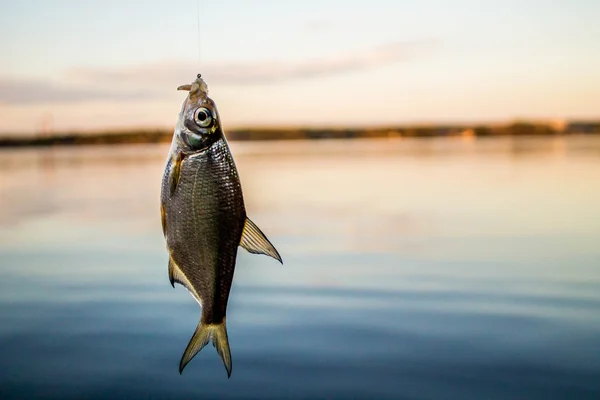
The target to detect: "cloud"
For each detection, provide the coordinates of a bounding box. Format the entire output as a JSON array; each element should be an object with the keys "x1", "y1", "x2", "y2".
[
  {"x1": 0, "y1": 78, "x2": 159, "y2": 105},
  {"x1": 0, "y1": 40, "x2": 437, "y2": 105},
  {"x1": 71, "y1": 40, "x2": 437, "y2": 86}
]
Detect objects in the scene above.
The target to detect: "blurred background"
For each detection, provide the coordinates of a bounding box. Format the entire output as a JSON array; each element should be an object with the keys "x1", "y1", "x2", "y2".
[{"x1": 1, "y1": 1, "x2": 600, "y2": 399}]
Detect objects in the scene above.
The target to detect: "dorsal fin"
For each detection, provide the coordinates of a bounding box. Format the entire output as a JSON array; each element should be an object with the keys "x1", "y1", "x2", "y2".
[{"x1": 239, "y1": 218, "x2": 282, "y2": 264}]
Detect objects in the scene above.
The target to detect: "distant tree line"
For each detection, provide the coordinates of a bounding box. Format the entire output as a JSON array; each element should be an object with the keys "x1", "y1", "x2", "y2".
[{"x1": 0, "y1": 121, "x2": 598, "y2": 147}]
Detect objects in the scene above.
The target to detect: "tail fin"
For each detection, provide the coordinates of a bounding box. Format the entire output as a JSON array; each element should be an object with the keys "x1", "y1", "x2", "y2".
[{"x1": 179, "y1": 319, "x2": 232, "y2": 377}]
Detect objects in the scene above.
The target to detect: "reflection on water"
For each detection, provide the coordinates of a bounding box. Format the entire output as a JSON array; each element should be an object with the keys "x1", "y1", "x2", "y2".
[{"x1": 1, "y1": 136, "x2": 600, "y2": 399}]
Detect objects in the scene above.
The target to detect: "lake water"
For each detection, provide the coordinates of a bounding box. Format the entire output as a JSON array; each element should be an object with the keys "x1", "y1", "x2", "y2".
[{"x1": 0, "y1": 136, "x2": 599, "y2": 399}]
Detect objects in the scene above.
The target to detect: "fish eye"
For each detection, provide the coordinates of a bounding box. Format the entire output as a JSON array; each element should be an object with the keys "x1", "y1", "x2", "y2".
[{"x1": 194, "y1": 107, "x2": 213, "y2": 128}]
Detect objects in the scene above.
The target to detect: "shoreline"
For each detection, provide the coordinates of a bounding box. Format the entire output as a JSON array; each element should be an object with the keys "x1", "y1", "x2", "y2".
[{"x1": 0, "y1": 121, "x2": 598, "y2": 148}]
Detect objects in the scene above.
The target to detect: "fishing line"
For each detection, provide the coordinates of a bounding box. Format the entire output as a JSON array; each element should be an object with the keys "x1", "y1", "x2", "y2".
[{"x1": 196, "y1": 0, "x2": 201, "y2": 68}]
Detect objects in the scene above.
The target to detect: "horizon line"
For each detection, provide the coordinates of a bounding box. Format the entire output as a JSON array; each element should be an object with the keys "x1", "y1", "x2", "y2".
[{"x1": 2, "y1": 117, "x2": 600, "y2": 138}]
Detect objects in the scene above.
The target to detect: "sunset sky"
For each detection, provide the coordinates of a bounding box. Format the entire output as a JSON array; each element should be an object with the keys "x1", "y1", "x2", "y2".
[{"x1": 1, "y1": 0, "x2": 599, "y2": 134}]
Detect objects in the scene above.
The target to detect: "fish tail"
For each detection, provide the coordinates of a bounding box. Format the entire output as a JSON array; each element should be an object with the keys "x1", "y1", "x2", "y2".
[
  {"x1": 179, "y1": 319, "x2": 232, "y2": 378},
  {"x1": 211, "y1": 320, "x2": 232, "y2": 378}
]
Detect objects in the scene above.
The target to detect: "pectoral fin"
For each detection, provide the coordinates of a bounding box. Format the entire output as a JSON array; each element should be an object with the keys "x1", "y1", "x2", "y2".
[
  {"x1": 168, "y1": 152, "x2": 184, "y2": 196},
  {"x1": 239, "y1": 218, "x2": 283, "y2": 264},
  {"x1": 160, "y1": 203, "x2": 167, "y2": 238}
]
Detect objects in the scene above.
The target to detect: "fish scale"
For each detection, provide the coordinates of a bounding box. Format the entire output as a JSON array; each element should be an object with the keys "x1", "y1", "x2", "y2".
[{"x1": 168, "y1": 139, "x2": 244, "y2": 323}]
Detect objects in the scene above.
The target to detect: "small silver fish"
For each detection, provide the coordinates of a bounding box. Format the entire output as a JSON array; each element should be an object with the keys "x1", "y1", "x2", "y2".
[{"x1": 160, "y1": 74, "x2": 282, "y2": 377}]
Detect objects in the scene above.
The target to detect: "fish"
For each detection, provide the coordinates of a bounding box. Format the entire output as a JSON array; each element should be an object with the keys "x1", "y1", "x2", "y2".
[{"x1": 160, "y1": 74, "x2": 282, "y2": 377}]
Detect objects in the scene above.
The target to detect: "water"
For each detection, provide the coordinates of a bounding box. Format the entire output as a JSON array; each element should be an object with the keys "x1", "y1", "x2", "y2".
[{"x1": 0, "y1": 136, "x2": 599, "y2": 399}]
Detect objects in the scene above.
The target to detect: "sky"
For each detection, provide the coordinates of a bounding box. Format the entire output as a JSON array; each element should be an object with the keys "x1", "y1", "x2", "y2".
[{"x1": 1, "y1": 0, "x2": 599, "y2": 134}]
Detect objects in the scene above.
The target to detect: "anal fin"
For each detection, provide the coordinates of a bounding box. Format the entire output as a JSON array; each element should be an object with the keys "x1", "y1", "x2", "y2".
[
  {"x1": 168, "y1": 256, "x2": 202, "y2": 306},
  {"x1": 239, "y1": 218, "x2": 282, "y2": 264}
]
